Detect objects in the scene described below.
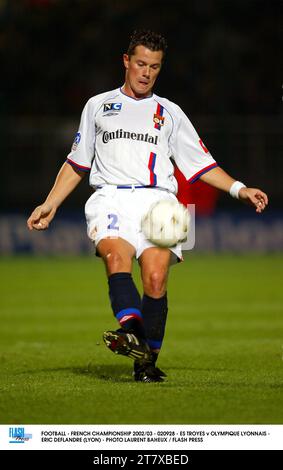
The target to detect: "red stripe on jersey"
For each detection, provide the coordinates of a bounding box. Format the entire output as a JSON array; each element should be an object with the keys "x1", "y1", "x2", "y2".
[
  {"x1": 199, "y1": 138, "x2": 209, "y2": 154},
  {"x1": 148, "y1": 152, "x2": 157, "y2": 186}
]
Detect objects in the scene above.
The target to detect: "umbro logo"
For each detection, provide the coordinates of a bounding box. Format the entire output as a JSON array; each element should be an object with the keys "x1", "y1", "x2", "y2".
[{"x1": 120, "y1": 315, "x2": 135, "y2": 323}]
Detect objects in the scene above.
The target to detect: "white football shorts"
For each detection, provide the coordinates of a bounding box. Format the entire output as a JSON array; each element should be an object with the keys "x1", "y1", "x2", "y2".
[{"x1": 84, "y1": 185, "x2": 183, "y2": 263}]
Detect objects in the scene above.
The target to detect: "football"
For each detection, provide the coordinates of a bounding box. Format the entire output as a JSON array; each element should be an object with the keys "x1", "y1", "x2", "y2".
[{"x1": 141, "y1": 199, "x2": 190, "y2": 248}]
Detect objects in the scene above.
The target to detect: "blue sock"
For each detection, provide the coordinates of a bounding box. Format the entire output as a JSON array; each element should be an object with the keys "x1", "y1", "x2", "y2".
[
  {"x1": 108, "y1": 272, "x2": 146, "y2": 339},
  {"x1": 141, "y1": 293, "x2": 168, "y2": 354}
]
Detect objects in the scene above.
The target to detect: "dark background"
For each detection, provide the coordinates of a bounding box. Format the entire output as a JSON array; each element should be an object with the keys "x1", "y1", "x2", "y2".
[{"x1": 1, "y1": 0, "x2": 282, "y2": 213}]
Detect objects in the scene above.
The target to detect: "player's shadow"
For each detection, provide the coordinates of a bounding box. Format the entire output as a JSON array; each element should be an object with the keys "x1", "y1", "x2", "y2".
[
  {"x1": 169, "y1": 366, "x2": 242, "y2": 372},
  {"x1": 73, "y1": 363, "x2": 133, "y2": 383},
  {"x1": 18, "y1": 364, "x2": 134, "y2": 383}
]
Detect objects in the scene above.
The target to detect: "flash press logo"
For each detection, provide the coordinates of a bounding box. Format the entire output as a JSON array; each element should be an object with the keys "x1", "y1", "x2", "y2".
[{"x1": 9, "y1": 427, "x2": 32, "y2": 444}]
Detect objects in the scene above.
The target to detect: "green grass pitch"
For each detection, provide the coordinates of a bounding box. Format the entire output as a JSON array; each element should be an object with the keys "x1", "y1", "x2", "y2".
[{"x1": 0, "y1": 254, "x2": 282, "y2": 424}]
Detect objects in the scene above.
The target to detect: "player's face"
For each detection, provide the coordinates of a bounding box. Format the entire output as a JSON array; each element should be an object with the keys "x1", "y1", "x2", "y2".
[{"x1": 123, "y1": 45, "x2": 163, "y2": 99}]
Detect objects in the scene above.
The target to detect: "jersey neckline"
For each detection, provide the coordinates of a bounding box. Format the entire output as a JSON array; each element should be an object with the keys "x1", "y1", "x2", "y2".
[{"x1": 119, "y1": 87, "x2": 155, "y2": 102}]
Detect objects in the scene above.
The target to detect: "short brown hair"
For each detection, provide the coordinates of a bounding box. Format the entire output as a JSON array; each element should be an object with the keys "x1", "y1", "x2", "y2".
[{"x1": 127, "y1": 30, "x2": 167, "y2": 59}]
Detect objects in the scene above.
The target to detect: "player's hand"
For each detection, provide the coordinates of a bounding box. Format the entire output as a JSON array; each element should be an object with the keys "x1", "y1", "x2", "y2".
[
  {"x1": 238, "y1": 187, "x2": 268, "y2": 213},
  {"x1": 27, "y1": 203, "x2": 57, "y2": 230}
]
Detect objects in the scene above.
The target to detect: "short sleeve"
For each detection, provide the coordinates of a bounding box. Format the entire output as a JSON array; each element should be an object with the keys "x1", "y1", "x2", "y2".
[
  {"x1": 66, "y1": 99, "x2": 95, "y2": 172},
  {"x1": 170, "y1": 105, "x2": 218, "y2": 183}
]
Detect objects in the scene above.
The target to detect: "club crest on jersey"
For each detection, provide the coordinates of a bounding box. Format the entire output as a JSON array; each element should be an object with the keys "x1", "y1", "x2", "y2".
[
  {"x1": 71, "y1": 132, "x2": 81, "y2": 151},
  {"x1": 153, "y1": 103, "x2": 165, "y2": 130},
  {"x1": 153, "y1": 114, "x2": 165, "y2": 126},
  {"x1": 103, "y1": 103, "x2": 122, "y2": 113}
]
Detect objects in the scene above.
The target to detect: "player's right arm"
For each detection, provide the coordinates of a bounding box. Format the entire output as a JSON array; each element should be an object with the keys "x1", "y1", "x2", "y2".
[{"x1": 27, "y1": 162, "x2": 85, "y2": 231}]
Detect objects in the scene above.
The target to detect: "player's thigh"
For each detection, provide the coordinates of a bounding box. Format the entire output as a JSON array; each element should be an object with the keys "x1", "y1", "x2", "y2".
[
  {"x1": 139, "y1": 247, "x2": 171, "y2": 296},
  {"x1": 97, "y1": 237, "x2": 136, "y2": 275}
]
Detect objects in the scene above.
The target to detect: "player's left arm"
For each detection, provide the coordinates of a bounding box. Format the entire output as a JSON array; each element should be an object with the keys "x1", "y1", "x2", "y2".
[{"x1": 200, "y1": 166, "x2": 268, "y2": 213}]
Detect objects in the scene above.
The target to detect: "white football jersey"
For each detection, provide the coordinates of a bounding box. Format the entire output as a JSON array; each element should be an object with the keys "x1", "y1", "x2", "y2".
[{"x1": 66, "y1": 87, "x2": 217, "y2": 193}]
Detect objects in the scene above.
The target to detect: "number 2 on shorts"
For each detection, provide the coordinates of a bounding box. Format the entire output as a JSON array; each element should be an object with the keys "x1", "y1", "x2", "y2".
[{"x1": 107, "y1": 214, "x2": 119, "y2": 230}]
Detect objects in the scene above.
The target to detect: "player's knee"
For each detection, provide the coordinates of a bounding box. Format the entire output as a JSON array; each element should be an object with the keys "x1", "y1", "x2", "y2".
[
  {"x1": 104, "y1": 251, "x2": 126, "y2": 274},
  {"x1": 143, "y1": 271, "x2": 167, "y2": 298}
]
